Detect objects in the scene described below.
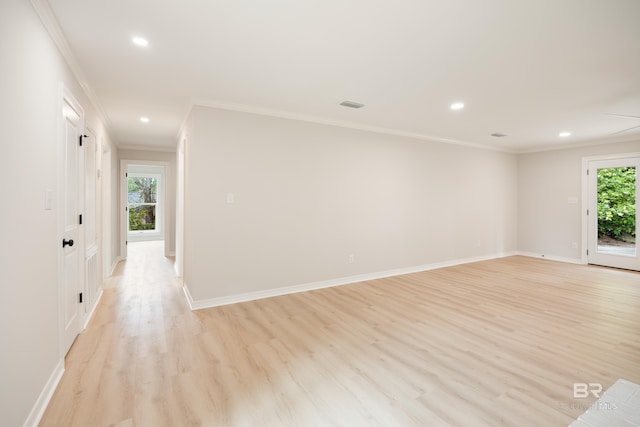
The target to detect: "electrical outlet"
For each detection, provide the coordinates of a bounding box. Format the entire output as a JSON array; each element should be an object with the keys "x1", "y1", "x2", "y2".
[{"x1": 348, "y1": 254, "x2": 355, "y2": 264}]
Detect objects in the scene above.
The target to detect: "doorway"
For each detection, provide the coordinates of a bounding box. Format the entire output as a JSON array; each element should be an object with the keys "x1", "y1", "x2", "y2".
[
  {"x1": 120, "y1": 161, "x2": 169, "y2": 259},
  {"x1": 586, "y1": 155, "x2": 640, "y2": 271},
  {"x1": 127, "y1": 167, "x2": 163, "y2": 242}
]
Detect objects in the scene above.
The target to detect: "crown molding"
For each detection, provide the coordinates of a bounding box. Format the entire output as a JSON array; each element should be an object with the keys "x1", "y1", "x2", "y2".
[
  {"x1": 117, "y1": 144, "x2": 177, "y2": 153},
  {"x1": 191, "y1": 98, "x2": 511, "y2": 154},
  {"x1": 517, "y1": 134, "x2": 640, "y2": 154},
  {"x1": 30, "y1": 0, "x2": 113, "y2": 133}
]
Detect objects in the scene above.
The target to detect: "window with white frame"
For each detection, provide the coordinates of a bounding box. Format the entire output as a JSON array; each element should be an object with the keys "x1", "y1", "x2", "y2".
[{"x1": 127, "y1": 174, "x2": 160, "y2": 234}]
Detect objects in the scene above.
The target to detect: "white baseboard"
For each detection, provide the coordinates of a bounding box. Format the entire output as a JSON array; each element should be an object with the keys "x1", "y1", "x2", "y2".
[
  {"x1": 183, "y1": 282, "x2": 195, "y2": 310},
  {"x1": 109, "y1": 256, "x2": 122, "y2": 276},
  {"x1": 184, "y1": 251, "x2": 518, "y2": 310},
  {"x1": 516, "y1": 251, "x2": 584, "y2": 265},
  {"x1": 82, "y1": 288, "x2": 104, "y2": 330},
  {"x1": 22, "y1": 359, "x2": 64, "y2": 427}
]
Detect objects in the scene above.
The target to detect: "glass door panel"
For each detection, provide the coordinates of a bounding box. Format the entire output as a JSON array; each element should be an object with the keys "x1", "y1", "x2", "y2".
[{"x1": 588, "y1": 157, "x2": 640, "y2": 271}]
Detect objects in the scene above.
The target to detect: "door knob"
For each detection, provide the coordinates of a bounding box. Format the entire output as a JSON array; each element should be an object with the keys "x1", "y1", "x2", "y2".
[{"x1": 62, "y1": 239, "x2": 74, "y2": 248}]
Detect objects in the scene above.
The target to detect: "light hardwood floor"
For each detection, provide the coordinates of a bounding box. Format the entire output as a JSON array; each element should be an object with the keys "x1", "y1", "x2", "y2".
[{"x1": 40, "y1": 243, "x2": 640, "y2": 426}]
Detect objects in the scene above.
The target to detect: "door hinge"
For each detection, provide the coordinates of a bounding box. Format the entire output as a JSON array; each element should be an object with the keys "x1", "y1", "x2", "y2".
[
  {"x1": 587, "y1": 209, "x2": 589, "y2": 216},
  {"x1": 126, "y1": 172, "x2": 128, "y2": 178},
  {"x1": 126, "y1": 240, "x2": 128, "y2": 246},
  {"x1": 79, "y1": 214, "x2": 83, "y2": 225},
  {"x1": 79, "y1": 292, "x2": 83, "y2": 303},
  {"x1": 587, "y1": 169, "x2": 589, "y2": 175},
  {"x1": 586, "y1": 249, "x2": 589, "y2": 256},
  {"x1": 79, "y1": 134, "x2": 87, "y2": 147}
]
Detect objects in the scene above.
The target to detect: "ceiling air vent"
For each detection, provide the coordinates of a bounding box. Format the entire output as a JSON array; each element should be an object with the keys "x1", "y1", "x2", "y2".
[
  {"x1": 340, "y1": 100, "x2": 365, "y2": 109},
  {"x1": 491, "y1": 133, "x2": 508, "y2": 137}
]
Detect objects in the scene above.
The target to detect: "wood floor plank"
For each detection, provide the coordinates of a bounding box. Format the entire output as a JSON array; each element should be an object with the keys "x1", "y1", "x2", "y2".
[{"x1": 40, "y1": 243, "x2": 640, "y2": 426}]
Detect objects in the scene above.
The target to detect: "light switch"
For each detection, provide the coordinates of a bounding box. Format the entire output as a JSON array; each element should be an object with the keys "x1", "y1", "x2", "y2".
[{"x1": 226, "y1": 193, "x2": 235, "y2": 204}]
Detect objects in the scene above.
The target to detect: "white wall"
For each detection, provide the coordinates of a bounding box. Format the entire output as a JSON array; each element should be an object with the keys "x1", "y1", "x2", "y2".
[
  {"x1": 0, "y1": 1, "x2": 115, "y2": 425},
  {"x1": 101, "y1": 142, "x2": 121, "y2": 277},
  {"x1": 184, "y1": 106, "x2": 518, "y2": 303},
  {"x1": 175, "y1": 134, "x2": 188, "y2": 277},
  {"x1": 119, "y1": 149, "x2": 177, "y2": 255},
  {"x1": 518, "y1": 139, "x2": 640, "y2": 261},
  {"x1": 109, "y1": 146, "x2": 121, "y2": 270}
]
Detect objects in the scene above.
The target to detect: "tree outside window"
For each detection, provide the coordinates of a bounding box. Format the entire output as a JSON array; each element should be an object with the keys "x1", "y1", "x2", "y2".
[
  {"x1": 597, "y1": 166, "x2": 636, "y2": 243},
  {"x1": 128, "y1": 176, "x2": 158, "y2": 231}
]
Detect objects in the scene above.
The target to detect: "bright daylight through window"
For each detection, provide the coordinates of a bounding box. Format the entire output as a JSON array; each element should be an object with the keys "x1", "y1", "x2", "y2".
[{"x1": 128, "y1": 175, "x2": 158, "y2": 232}]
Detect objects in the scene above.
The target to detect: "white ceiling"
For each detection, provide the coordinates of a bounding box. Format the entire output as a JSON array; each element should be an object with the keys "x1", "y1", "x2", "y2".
[{"x1": 45, "y1": 0, "x2": 640, "y2": 152}]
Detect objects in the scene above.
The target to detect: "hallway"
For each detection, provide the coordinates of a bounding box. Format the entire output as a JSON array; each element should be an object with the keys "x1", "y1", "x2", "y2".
[{"x1": 40, "y1": 241, "x2": 190, "y2": 426}]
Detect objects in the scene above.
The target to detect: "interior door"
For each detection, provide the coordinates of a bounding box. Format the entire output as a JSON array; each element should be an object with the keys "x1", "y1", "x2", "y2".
[
  {"x1": 587, "y1": 157, "x2": 640, "y2": 271},
  {"x1": 61, "y1": 93, "x2": 84, "y2": 355}
]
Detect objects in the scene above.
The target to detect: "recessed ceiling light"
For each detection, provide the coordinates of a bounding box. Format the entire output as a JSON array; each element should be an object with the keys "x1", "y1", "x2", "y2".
[
  {"x1": 140, "y1": 117, "x2": 150, "y2": 123},
  {"x1": 559, "y1": 131, "x2": 571, "y2": 137},
  {"x1": 340, "y1": 100, "x2": 365, "y2": 109},
  {"x1": 491, "y1": 133, "x2": 508, "y2": 138},
  {"x1": 450, "y1": 102, "x2": 465, "y2": 110},
  {"x1": 132, "y1": 36, "x2": 149, "y2": 47}
]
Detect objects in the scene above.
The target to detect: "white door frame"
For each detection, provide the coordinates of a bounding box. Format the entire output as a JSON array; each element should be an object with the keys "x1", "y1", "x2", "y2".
[
  {"x1": 101, "y1": 141, "x2": 113, "y2": 278},
  {"x1": 58, "y1": 85, "x2": 85, "y2": 357},
  {"x1": 582, "y1": 152, "x2": 640, "y2": 269},
  {"x1": 175, "y1": 138, "x2": 186, "y2": 276},
  {"x1": 83, "y1": 128, "x2": 101, "y2": 318},
  {"x1": 120, "y1": 160, "x2": 169, "y2": 258}
]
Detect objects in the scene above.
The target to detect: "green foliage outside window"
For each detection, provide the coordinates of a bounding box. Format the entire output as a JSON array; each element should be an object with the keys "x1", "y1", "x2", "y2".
[
  {"x1": 597, "y1": 167, "x2": 636, "y2": 240},
  {"x1": 129, "y1": 205, "x2": 156, "y2": 230},
  {"x1": 128, "y1": 177, "x2": 157, "y2": 231}
]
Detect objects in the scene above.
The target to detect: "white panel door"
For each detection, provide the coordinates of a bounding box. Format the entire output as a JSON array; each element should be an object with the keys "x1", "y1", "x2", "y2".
[
  {"x1": 61, "y1": 94, "x2": 84, "y2": 355},
  {"x1": 587, "y1": 157, "x2": 640, "y2": 271}
]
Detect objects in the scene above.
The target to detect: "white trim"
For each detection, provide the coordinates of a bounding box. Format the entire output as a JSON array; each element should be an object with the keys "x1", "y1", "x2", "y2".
[
  {"x1": 118, "y1": 144, "x2": 176, "y2": 153},
  {"x1": 516, "y1": 251, "x2": 584, "y2": 265},
  {"x1": 519, "y1": 136, "x2": 640, "y2": 154},
  {"x1": 581, "y1": 152, "x2": 640, "y2": 265},
  {"x1": 184, "y1": 252, "x2": 518, "y2": 310},
  {"x1": 110, "y1": 256, "x2": 122, "y2": 276},
  {"x1": 580, "y1": 151, "x2": 640, "y2": 270},
  {"x1": 176, "y1": 104, "x2": 194, "y2": 143},
  {"x1": 191, "y1": 98, "x2": 508, "y2": 153},
  {"x1": 182, "y1": 283, "x2": 195, "y2": 311},
  {"x1": 30, "y1": 0, "x2": 112, "y2": 133},
  {"x1": 22, "y1": 359, "x2": 64, "y2": 427},
  {"x1": 120, "y1": 160, "x2": 170, "y2": 258},
  {"x1": 581, "y1": 151, "x2": 640, "y2": 163},
  {"x1": 581, "y1": 158, "x2": 590, "y2": 265},
  {"x1": 126, "y1": 170, "x2": 164, "y2": 242},
  {"x1": 82, "y1": 288, "x2": 104, "y2": 330},
  {"x1": 190, "y1": 99, "x2": 640, "y2": 155}
]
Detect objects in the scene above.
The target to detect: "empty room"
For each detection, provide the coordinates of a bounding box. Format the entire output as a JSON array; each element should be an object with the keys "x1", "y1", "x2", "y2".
[{"x1": 1, "y1": 0, "x2": 640, "y2": 426}]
